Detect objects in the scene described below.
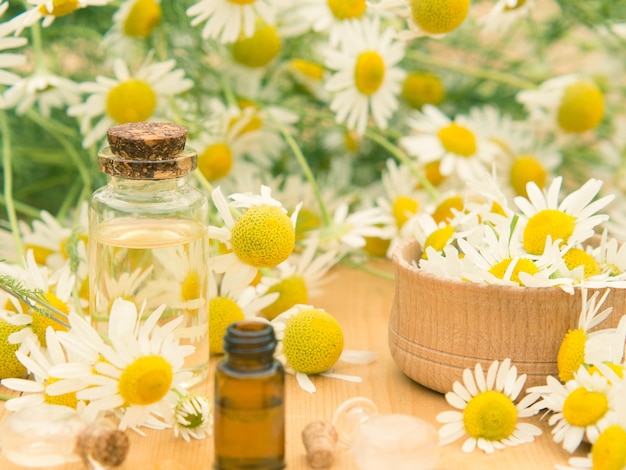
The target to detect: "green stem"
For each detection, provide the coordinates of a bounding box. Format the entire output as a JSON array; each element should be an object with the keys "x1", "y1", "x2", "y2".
[
  {"x1": 340, "y1": 258, "x2": 395, "y2": 282},
  {"x1": 0, "y1": 394, "x2": 14, "y2": 401},
  {"x1": 0, "y1": 111, "x2": 25, "y2": 263},
  {"x1": 405, "y1": 50, "x2": 538, "y2": 91},
  {"x1": 278, "y1": 125, "x2": 331, "y2": 226},
  {"x1": 365, "y1": 128, "x2": 439, "y2": 201}
]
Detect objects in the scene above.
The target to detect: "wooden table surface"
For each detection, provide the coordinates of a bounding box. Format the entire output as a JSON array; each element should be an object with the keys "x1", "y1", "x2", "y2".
[{"x1": 0, "y1": 259, "x2": 587, "y2": 469}]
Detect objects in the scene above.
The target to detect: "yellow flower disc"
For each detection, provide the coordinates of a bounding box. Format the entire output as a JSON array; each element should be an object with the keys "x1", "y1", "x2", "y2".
[
  {"x1": 231, "y1": 205, "x2": 296, "y2": 268},
  {"x1": 557, "y1": 328, "x2": 585, "y2": 382},
  {"x1": 354, "y1": 51, "x2": 386, "y2": 96},
  {"x1": 39, "y1": 0, "x2": 79, "y2": 17},
  {"x1": 463, "y1": 390, "x2": 518, "y2": 441},
  {"x1": 392, "y1": 195, "x2": 420, "y2": 229},
  {"x1": 0, "y1": 320, "x2": 27, "y2": 379},
  {"x1": 432, "y1": 195, "x2": 464, "y2": 225},
  {"x1": 327, "y1": 0, "x2": 367, "y2": 20},
  {"x1": 209, "y1": 297, "x2": 245, "y2": 354},
  {"x1": 363, "y1": 235, "x2": 391, "y2": 258},
  {"x1": 123, "y1": 0, "x2": 162, "y2": 38},
  {"x1": 24, "y1": 244, "x2": 54, "y2": 265},
  {"x1": 232, "y1": 24, "x2": 282, "y2": 68},
  {"x1": 198, "y1": 142, "x2": 233, "y2": 181},
  {"x1": 118, "y1": 355, "x2": 173, "y2": 406},
  {"x1": 422, "y1": 225, "x2": 455, "y2": 260},
  {"x1": 260, "y1": 275, "x2": 308, "y2": 321},
  {"x1": 290, "y1": 59, "x2": 325, "y2": 82},
  {"x1": 31, "y1": 292, "x2": 70, "y2": 347},
  {"x1": 282, "y1": 308, "x2": 344, "y2": 374},
  {"x1": 557, "y1": 80, "x2": 604, "y2": 133},
  {"x1": 437, "y1": 123, "x2": 477, "y2": 157},
  {"x1": 228, "y1": 0, "x2": 256, "y2": 4},
  {"x1": 44, "y1": 377, "x2": 79, "y2": 408},
  {"x1": 401, "y1": 72, "x2": 445, "y2": 109},
  {"x1": 421, "y1": 160, "x2": 446, "y2": 187},
  {"x1": 592, "y1": 425, "x2": 626, "y2": 470},
  {"x1": 563, "y1": 248, "x2": 601, "y2": 278},
  {"x1": 510, "y1": 155, "x2": 547, "y2": 198},
  {"x1": 488, "y1": 257, "x2": 539, "y2": 285},
  {"x1": 409, "y1": 0, "x2": 471, "y2": 35},
  {"x1": 522, "y1": 209, "x2": 575, "y2": 255},
  {"x1": 106, "y1": 79, "x2": 157, "y2": 124},
  {"x1": 562, "y1": 387, "x2": 608, "y2": 427}
]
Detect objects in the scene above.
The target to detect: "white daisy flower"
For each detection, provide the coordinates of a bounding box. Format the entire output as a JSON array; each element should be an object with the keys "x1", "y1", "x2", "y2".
[
  {"x1": 8, "y1": 0, "x2": 111, "y2": 35},
  {"x1": 478, "y1": 0, "x2": 536, "y2": 33},
  {"x1": 400, "y1": 105, "x2": 501, "y2": 181},
  {"x1": 530, "y1": 366, "x2": 620, "y2": 453},
  {"x1": 0, "y1": 3, "x2": 27, "y2": 92},
  {"x1": 323, "y1": 16, "x2": 406, "y2": 135},
  {"x1": 436, "y1": 358, "x2": 541, "y2": 454},
  {"x1": 58, "y1": 298, "x2": 195, "y2": 430},
  {"x1": 516, "y1": 74, "x2": 605, "y2": 136},
  {"x1": 514, "y1": 177, "x2": 614, "y2": 256},
  {"x1": 102, "y1": 0, "x2": 163, "y2": 54},
  {"x1": 186, "y1": 0, "x2": 288, "y2": 44},
  {"x1": 173, "y1": 393, "x2": 212, "y2": 441},
  {"x1": 67, "y1": 55, "x2": 193, "y2": 148},
  {"x1": 208, "y1": 185, "x2": 300, "y2": 280},
  {"x1": 294, "y1": 0, "x2": 370, "y2": 45}
]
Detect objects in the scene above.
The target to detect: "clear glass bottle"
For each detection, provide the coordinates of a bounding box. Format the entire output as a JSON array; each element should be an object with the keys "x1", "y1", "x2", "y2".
[
  {"x1": 214, "y1": 321, "x2": 285, "y2": 470},
  {"x1": 88, "y1": 121, "x2": 209, "y2": 387}
]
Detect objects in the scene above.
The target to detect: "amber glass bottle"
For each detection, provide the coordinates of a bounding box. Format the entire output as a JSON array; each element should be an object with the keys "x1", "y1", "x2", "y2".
[{"x1": 214, "y1": 321, "x2": 285, "y2": 470}]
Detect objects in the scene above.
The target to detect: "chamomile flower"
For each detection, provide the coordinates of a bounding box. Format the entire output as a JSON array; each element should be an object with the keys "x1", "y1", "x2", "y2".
[
  {"x1": 102, "y1": 0, "x2": 163, "y2": 56},
  {"x1": 323, "y1": 16, "x2": 406, "y2": 135},
  {"x1": 67, "y1": 55, "x2": 192, "y2": 148},
  {"x1": 400, "y1": 105, "x2": 501, "y2": 181},
  {"x1": 0, "y1": 3, "x2": 27, "y2": 91},
  {"x1": 531, "y1": 366, "x2": 620, "y2": 453},
  {"x1": 173, "y1": 393, "x2": 212, "y2": 441},
  {"x1": 67, "y1": 299, "x2": 195, "y2": 430},
  {"x1": 514, "y1": 177, "x2": 614, "y2": 256},
  {"x1": 479, "y1": 0, "x2": 536, "y2": 34},
  {"x1": 517, "y1": 74, "x2": 605, "y2": 136},
  {"x1": 296, "y1": 0, "x2": 369, "y2": 45},
  {"x1": 436, "y1": 358, "x2": 541, "y2": 454},
  {"x1": 186, "y1": 0, "x2": 287, "y2": 44},
  {"x1": 556, "y1": 288, "x2": 626, "y2": 383},
  {"x1": 8, "y1": 0, "x2": 111, "y2": 35},
  {"x1": 209, "y1": 186, "x2": 300, "y2": 280}
]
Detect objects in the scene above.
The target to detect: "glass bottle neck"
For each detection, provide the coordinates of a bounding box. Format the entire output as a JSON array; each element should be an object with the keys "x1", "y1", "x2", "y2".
[{"x1": 106, "y1": 175, "x2": 190, "y2": 193}]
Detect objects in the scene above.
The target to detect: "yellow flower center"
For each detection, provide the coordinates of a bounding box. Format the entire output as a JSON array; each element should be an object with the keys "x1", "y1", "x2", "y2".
[
  {"x1": 229, "y1": 102, "x2": 262, "y2": 137},
  {"x1": 354, "y1": 51, "x2": 385, "y2": 96},
  {"x1": 437, "y1": 123, "x2": 477, "y2": 157},
  {"x1": 592, "y1": 425, "x2": 626, "y2": 470},
  {"x1": 563, "y1": 248, "x2": 601, "y2": 278},
  {"x1": 23, "y1": 244, "x2": 55, "y2": 265},
  {"x1": 31, "y1": 291, "x2": 70, "y2": 347},
  {"x1": 363, "y1": 234, "x2": 391, "y2": 258},
  {"x1": 118, "y1": 355, "x2": 173, "y2": 406},
  {"x1": 209, "y1": 297, "x2": 245, "y2": 354},
  {"x1": 198, "y1": 142, "x2": 233, "y2": 181},
  {"x1": 290, "y1": 59, "x2": 324, "y2": 81},
  {"x1": 231, "y1": 205, "x2": 296, "y2": 268},
  {"x1": 510, "y1": 155, "x2": 547, "y2": 198},
  {"x1": 401, "y1": 72, "x2": 445, "y2": 109},
  {"x1": 232, "y1": 23, "x2": 282, "y2": 67},
  {"x1": 38, "y1": 0, "x2": 79, "y2": 16},
  {"x1": 106, "y1": 79, "x2": 157, "y2": 124},
  {"x1": 181, "y1": 271, "x2": 201, "y2": 303},
  {"x1": 488, "y1": 258, "x2": 539, "y2": 285},
  {"x1": 432, "y1": 195, "x2": 464, "y2": 225},
  {"x1": 0, "y1": 320, "x2": 27, "y2": 379},
  {"x1": 557, "y1": 328, "x2": 586, "y2": 382},
  {"x1": 557, "y1": 80, "x2": 605, "y2": 133},
  {"x1": 562, "y1": 387, "x2": 608, "y2": 427},
  {"x1": 43, "y1": 377, "x2": 79, "y2": 409},
  {"x1": 523, "y1": 209, "x2": 575, "y2": 255},
  {"x1": 422, "y1": 225, "x2": 455, "y2": 259},
  {"x1": 228, "y1": 0, "x2": 256, "y2": 4},
  {"x1": 421, "y1": 160, "x2": 445, "y2": 187},
  {"x1": 409, "y1": 0, "x2": 471, "y2": 35},
  {"x1": 123, "y1": 0, "x2": 162, "y2": 38},
  {"x1": 463, "y1": 390, "x2": 518, "y2": 441},
  {"x1": 392, "y1": 196, "x2": 420, "y2": 229},
  {"x1": 261, "y1": 275, "x2": 308, "y2": 321},
  {"x1": 327, "y1": 0, "x2": 366, "y2": 20},
  {"x1": 586, "y1": 363, "x2": 624, "y2": 382}
]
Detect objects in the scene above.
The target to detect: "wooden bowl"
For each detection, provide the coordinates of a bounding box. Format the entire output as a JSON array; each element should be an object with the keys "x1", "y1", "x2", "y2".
[{"x1": 388, "y1": 240, "x2": 625, "y2": 394}]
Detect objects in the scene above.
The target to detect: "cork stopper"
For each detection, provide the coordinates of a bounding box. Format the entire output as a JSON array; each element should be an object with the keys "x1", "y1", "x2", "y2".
[{"x1": 99, "y1": 122, "x2": 196, "y2": 180}]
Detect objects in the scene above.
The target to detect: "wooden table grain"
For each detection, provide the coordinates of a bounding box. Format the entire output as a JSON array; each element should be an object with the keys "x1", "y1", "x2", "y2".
[{"x1": 0, "y1": 260, "x2": 587, "y2": 469}]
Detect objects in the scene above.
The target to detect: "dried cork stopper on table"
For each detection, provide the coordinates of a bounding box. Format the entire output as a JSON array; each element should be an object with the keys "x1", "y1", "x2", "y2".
[{"x1": 100, "y1": 121, "x2": 196, "y2": 180}]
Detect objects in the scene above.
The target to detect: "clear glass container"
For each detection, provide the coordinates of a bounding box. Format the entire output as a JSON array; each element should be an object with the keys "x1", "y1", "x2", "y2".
[
  {"x1": 214, "y1": 321, "x2": 285, "y2": 470},
  {"x1": 89, "y1": 122, "x2": 209, "y2": 387}
]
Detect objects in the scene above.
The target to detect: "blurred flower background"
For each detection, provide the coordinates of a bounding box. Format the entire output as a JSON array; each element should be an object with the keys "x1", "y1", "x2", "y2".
[{"x1": 1, "y1": 0, "x2": 626, "y2": 456}]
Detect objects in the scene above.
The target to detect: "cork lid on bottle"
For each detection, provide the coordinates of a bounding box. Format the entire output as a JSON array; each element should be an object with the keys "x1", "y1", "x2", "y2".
[{"x1": 98, "y1": 122, "x2": 197, "y2": 180}]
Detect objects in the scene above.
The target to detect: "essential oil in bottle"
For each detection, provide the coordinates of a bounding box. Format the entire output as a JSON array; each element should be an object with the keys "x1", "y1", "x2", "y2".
[{"x1": 214, "y1": 321, "x2": 285, "y2": 470}]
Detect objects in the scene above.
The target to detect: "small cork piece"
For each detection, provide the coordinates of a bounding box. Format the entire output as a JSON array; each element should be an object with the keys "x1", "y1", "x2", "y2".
[
  {"x1": 301, "y1": 420, "x2": 338, "y2": 469},
  {"x1": 76, "y1": 418, "x2": 130, "y2": 468},
  {"x1": 100, "y1": 122, "x2": 195, "y2": 179}
]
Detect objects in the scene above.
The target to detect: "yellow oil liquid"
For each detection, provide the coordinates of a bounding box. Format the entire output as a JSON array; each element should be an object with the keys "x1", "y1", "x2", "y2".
[{"x1": 89, "y1": 218, "x2": 209, "y2": 386}]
